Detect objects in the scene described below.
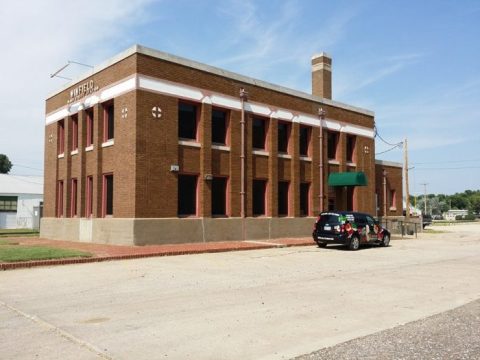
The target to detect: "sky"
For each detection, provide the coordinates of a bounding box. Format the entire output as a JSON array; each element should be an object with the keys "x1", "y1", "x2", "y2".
[{"x1": 0, "y1": 0, "x2": 479, "y2": 196}]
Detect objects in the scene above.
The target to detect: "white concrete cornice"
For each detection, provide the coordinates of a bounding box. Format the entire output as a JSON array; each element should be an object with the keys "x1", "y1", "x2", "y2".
[{"x1": 46, "y1": 74, "x2": 376, "y2": 139}]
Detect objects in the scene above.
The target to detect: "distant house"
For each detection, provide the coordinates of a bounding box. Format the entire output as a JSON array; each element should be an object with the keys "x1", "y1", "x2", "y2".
[
  {"x1": 443, "y1": 209, "x2": 469, "y2": 221},
  {"x1": 0, "y1": 175, "x2": 43, "y2": 229}
]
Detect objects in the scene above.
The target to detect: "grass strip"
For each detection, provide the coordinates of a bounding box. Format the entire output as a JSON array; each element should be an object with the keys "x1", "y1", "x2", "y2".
[{"x1": 0, "y1": 246, "x2": 92, "y2": 263}]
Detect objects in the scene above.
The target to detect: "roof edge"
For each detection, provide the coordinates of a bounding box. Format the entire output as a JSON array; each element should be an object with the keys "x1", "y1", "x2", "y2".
[
  {"x1": 46, "y1": 44, "x2": 374, "y2": 117},
  {"x1": 375, "y1": 159, "x2": 403, "y2": 168}
]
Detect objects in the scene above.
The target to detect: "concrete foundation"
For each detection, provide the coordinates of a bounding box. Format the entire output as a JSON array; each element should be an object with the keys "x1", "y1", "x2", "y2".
[{"x1": 40, "y1": 217, "x2": 316, "y2": 246}]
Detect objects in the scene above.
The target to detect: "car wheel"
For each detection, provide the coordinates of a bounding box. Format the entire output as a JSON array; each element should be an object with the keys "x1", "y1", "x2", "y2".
[
  {"x1": 318, "y1": 243, "x2": 327, "y2": 248},
  {"x1": 349, "y1": 236, "x2": 360, "y2": 251},
  {"x1": 381, "y1": 234, "x2": 390, "y2": 247}
]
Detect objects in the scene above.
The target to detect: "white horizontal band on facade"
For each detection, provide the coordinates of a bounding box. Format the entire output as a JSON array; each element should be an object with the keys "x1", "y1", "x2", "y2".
[{"x1": 45, "y1": 74, "x2": 375, "y2": 139}]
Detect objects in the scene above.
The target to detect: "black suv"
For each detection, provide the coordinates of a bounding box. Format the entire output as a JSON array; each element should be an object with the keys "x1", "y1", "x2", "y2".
[{"x1": 312, "y1": 211, "x2": 391, "y2": 250}]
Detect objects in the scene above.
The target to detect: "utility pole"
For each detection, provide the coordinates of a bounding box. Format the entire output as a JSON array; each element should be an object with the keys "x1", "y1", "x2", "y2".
[
  {"x1": 421, "y1": 182, "x2": 428, "y2": 214},
  {"x1": 404, "y1": 138, "x2": 410, "y2": 220}
]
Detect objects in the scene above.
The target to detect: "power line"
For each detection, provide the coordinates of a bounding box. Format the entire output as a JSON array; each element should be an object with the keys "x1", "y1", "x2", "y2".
[
  {"x1": 413, "y1": 159, "x2": 480, "y2": 165},
  {"x1": 12, "y1": 164, "x2": 44, "y2": 172},
  {"x1": 375, "y1": 143, "x2": 402, "y2": 155},
  {"x1": 374, "y1": 125, "x2": 403, "y2": 147},
  {"x1": 415, "y1": 166, "x2": 480, "y2": 170}
]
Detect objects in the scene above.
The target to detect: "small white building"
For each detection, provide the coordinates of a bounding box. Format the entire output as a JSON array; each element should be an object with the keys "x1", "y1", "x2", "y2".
[
  {"x1": 443, "y1": 209, "x2": 469, "y2": 220},
  {"x1": 0, "y1": 175, "x2": 43, "y2": 229}
]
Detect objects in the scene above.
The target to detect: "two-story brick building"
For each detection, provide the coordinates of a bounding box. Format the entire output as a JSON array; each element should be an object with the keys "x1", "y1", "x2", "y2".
[{"x1": 41, "y1": 45, "x2": 402, "y2": 245}]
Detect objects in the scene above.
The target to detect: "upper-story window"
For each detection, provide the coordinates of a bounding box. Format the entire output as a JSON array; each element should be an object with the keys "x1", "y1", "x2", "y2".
[
  {"x1": 103, "y1": 102, "x2": 114, "y2": 142},
  {"x1": 178, "y1": 102, "x2": 198, "y2": 140},
  {"x1": 299, "y1": 126, "x2": 310, "y2": 156},
  {"x1": 212, "y1": 109, "x2": 228, "y2": 145},
  {"x1": 327, "y1": 131, "x2": 339, "y2": 160},
  {"x1": 277, "y1": 122, "x2": 290, "y2": 153},
  {"x1": 57, "y1": 120, "x2": 65, "y2": 155},
  {"x1": 86, "y1": 108, "x2": 94, "y2": 147},
  {"x1": 71, "y1": 115, "x2": 78, "y2": 151},
  {"x1": 346, "y1": 135, "x2": 356, "y2": 162},
  {"x1": 252, "y1": 117, "x2": 267, "y2": 150}
]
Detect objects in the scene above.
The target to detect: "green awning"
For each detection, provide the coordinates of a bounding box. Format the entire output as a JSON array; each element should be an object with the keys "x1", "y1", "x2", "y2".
[{"x1": 328, "y1": 172, "x2": 367, "y2": 187}]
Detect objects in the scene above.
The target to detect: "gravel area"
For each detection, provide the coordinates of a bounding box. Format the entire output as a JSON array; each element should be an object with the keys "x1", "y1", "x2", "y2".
[{"x1": 294, "y1": 299, "x2": 480, "y2": 360}]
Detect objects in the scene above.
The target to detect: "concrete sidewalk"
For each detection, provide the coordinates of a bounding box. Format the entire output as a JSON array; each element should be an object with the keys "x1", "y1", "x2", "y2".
[{"x1": 0, "y1": 237, "x2": 316, "y2": 270}]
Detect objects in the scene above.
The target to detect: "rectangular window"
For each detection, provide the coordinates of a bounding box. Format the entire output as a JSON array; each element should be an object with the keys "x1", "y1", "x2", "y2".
[
  {"x1": 327, "y1": 131, "x2": 339, "y2": 159},
  {"x1": 278, "y1": 181, "x2": 289, "y2": 216},
  {"x1": 212, "y1": 109, "x2": 228, "y2": 144},
  {"x1": 71, "y1": 115, "x2": 78, "y2": 151},
  {"x1": 299, "y1": 126, "x2": 310, "y2": 156},
  {"x1": 300, "y1": 183, "x2": 310, "y2": 216},
  {"x1": 86, "y1": 176, "x2": 93, "y2": 218},
  {"x1": 211, "y1": 177, "x2": 227, "y2": 216},
  {"x1": 0, "y1": 196, "x2": 17, "y2": 212},
  {"x1": 102, "y1": 174, "x2": 113, "y2": 217},
  {"x1": 58, "y1": 120, "x2": 65, "y2": 155},
  {"x1": 277, "y1": 122, "x2": 290, "y2": 153},
  {"x1": 103, "y1": 103, "x2": 114, "y2": 141},
  {"x1": 390, "y1": 190, "x2": 397, "y2": 209},
  {"x1": 86, "y1": 109, "x2": 94, "y2": 147},
  {"x1": 346, "y1": 135, "x2": 356, "y2": 162},
  {"x1": 252, "y1": 179, "x2": 267, "y2": 216},
  {"x1": 70, "y1": 178, "x2": 77, "y2": 217},
  {"x1": 178, "y1": 103, "x2": 198, "y2": 140},
  {"x1": 252, "y1": 117, "x2": 267, "y2": 149},
  {"x1": 178, "y1": 174, "x2": 197, "y2": 216},
  {"x1": 56, "y1": 180, "x2": 64, "y2": 217}
]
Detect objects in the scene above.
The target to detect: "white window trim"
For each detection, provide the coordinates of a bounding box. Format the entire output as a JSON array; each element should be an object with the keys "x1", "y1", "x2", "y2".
[
  {"x1": 57, "y1": 153, "x2": 65, "y2": 159},
  {"x1": 85, "y1": 145, "x2": 94, "y2": 152},
  {"x1": 278, "y1": 153, "x2": 292, "y2": 159},
  {"x1": 252, "y1": 149, "x2": 269, "y2": 157},
  {"x1": 346, "y1": 161, "x2": 357, "y2": 167},
  {"x1": 212, "y1": 144, "x2": 230, "y2": 151},
  {"x1": 328, "y1": 159, "x2": 340, "y2": 165},
  {"x1": 70, "y1": 149, "x2": 79, "y2": 156},
  {"x1": 300, "y1": 156, "x2": 312, "y2": 162},
  {"x1": 102, "y1": 139, "x2": 114, "y2": 148},
  {"x1": 178, "y1": 140, "x2": 201, "y2": 148}
]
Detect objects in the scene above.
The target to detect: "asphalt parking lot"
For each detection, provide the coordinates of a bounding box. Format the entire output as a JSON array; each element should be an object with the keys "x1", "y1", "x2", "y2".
[{"x1": 1, "y1": 223, "x2": 480, "y2": 359}]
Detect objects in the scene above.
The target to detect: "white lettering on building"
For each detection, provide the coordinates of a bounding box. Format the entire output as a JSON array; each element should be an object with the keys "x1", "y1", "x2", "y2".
[{"x1": 68, "y1": 80, "x2": 99, "y2": 104}]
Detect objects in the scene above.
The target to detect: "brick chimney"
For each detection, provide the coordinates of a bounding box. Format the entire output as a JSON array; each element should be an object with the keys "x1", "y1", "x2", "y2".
[{"x1": 311, "y1": 52, "x2": 332, "y2": 99}]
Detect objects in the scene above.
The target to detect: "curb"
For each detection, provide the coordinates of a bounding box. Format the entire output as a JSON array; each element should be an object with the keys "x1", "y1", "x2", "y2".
[{"x1": 0, "y1": 241, "x2": 315, "y2": 271}]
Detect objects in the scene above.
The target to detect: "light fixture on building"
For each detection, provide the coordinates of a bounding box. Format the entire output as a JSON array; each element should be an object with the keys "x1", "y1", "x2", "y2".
[
  {"x1": 170, "y1": 165, "x2": 179, "y2": 172},
  {"x1": 204, "y1": 174, "x2": 213, "y2": 181}
]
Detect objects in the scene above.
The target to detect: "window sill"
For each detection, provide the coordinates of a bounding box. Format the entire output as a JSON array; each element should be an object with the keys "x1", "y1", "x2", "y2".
[
  {"x1": 300, "y1": 156, "x2": 312, "y2": 162},
  {"x1": 278, "y1": 153, "x2": 292, "y2": 159},
  {"x1": 102, "y1": 139, "x2": 114, "y2": 148},
  {"x1": 212, "y1": 144, "x2": 230, "y2": 151},
  {"x1": 57, "y1": 153, "x2": 65, "y2": 159},
  {"x1": 346, "y1": 161, "x2": 356, "y2": 167},
  {"x1": 328, "y1": 159, "x2": 340, "y2": 165},
  {"x1": 252, "y1": 149, "x2": 269, "y2": 157},
  {"x1": 389, "y1": 207, "x2": 397, "y2": 211},
  {"x1": 70, "y1": 149, "x2": 79, "y2": 156},
  {"x1": 85, "y1": 145, "x2": 94, "y2": 152},
  {"x1": 178, "y1": 140, "x2": 201, "y2": 148}
]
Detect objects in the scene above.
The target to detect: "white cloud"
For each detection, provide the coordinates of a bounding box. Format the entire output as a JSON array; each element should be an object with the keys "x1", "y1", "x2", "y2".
[
  {"x1": 0, "y1": 0, "x2": 153, "y2": 174},
  {"x1": 335, "y1": 53, "x2": 424, "y2": 98},
  {"x1": 211, "y1": 0, "x2": 359, "y2": 84}
]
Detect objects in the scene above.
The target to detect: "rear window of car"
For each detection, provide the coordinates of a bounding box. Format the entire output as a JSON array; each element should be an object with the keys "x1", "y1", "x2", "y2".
[
  {"x1": 318, "y1": 213, "x2": 340, "y2": 224},
  {"x1": 318, "y1": 213, "x2": 356, "y2": 225}
]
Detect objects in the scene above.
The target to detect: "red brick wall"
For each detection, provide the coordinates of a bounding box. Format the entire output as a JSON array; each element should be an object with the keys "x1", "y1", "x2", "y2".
[{"x1": 44, "y1": 50, "x2": 381, "y2": 220}]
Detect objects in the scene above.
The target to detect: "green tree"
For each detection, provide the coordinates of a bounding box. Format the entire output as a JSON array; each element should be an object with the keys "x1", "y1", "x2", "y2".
[{"x1": 0, "y1": 154, "x2": 12, "y2": 174}]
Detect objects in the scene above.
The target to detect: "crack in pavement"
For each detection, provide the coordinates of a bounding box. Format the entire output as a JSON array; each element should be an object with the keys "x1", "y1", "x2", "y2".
[{"x1": 0, "y1": 300, "x2": 112, "y2": 359}]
